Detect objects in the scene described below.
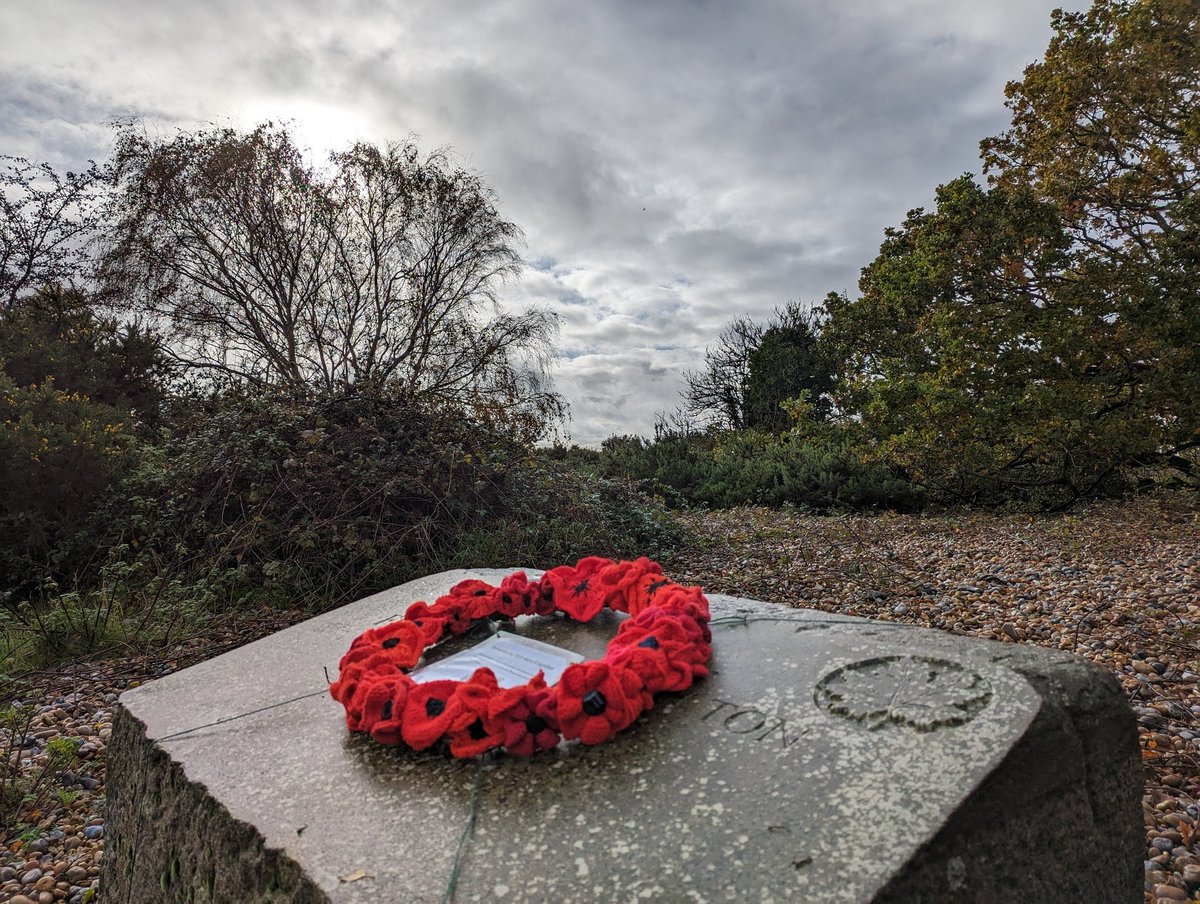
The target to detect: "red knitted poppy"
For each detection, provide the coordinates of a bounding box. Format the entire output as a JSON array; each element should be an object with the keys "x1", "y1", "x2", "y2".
[
  {"x1": 494, "y1": 571, "x2": 541, "y2": 618},
  {"x1": 593, "y1": 556, "x2": 664, "y2": 613},
  {"x1": 400, "y1": 601, "x2": 449, "y2": 644},
  {"x1": 330, "y1": 655, "x2": 403, "y2": 725},
  {"x1": 556, "y1": 660, "x2": 651, "y2": 745},
  {"x1": 331, "y1": 558, "x2": 711, "y2": 757},
  {"x1": 541, "y1": 556, "x2": 612, "y2": 621},
  {"x1": 446, "y1": 669, "x2": 504, "y2": 757},
  {"x1": 444, "y1": 579, "x2": 498, "y2": 620},
  {"x1": 367, "y1": 679, "x2": 411, "y2": 746},
  {"x1": 402, "y1": 679, "x2": 466, "y2": 750},
  {"x1": 342, "y1": 619, "x2": 424, "y2": 669},
  {"x1": 344, "y1": 672, "x2": 402, "y2": 733},
  {"x1": 488, "y1": 674, "x2": 560, "y2": 757},
  {"x1": 607, "y1": 611, "x2": 711, "y2": 692},
  {"x1": 626, "y1": 571, "x2": 678, "y2": 617}
]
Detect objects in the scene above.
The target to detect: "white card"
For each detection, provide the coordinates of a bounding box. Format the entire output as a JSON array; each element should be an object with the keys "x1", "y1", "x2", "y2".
[{"x1": 408, "y1": 631, "x2": 584, "y2": 688}]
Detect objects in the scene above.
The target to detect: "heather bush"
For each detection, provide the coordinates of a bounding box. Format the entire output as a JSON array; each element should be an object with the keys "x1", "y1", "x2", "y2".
[{"x1": 597, "y1": 426, "x2": 923, "y2": 512}]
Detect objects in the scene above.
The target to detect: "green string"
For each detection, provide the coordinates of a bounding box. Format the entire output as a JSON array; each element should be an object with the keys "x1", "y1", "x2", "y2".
[
  {"x1": 156, "y1": 688, "x2": 330, "y2": 742},
  {"x1": 442, "y1": 758, "x2": 487, "y2": 904},
  {"x1": 708, "y1": 613, "x2": 907, "y2": 629}
]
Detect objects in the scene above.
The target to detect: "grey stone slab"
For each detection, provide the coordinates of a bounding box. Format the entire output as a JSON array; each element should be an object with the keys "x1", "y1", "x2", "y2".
[{"x1": 103, "y1": 569, "x2": 1141, "y2": 903}]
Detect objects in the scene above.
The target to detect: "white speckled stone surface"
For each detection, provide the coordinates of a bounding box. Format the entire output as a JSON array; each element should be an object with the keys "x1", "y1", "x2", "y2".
[{"x1": 103, "y1": 569, "x2": 1141, "y2": 903}]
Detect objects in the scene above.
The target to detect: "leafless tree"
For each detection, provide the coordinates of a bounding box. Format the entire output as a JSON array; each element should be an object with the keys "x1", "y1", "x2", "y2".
[
  {"x1": 101, "y1": 122, "x2": 560, "y2": 421},
  {"x1": 681, "y1": 314, "x2": 764, "y2": 429},
  {"x1": 1, "y1": 156, "x2": 106, "y2": 307}
]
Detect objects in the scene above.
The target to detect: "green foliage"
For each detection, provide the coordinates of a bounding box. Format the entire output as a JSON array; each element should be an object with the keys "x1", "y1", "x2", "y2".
[
  {"x1": 598, "y1": 425, "x2": 923, "y2": 512},
  {"x1": 600, "y1": 432, "x2": 716, "y2": 506},
  {"x1": 821, "y1": 176, "x2": 1123, "y2": 506},
  {"x1": 0, "y1": 372, "x2": 139, "y2": 588},
  {"x1": 0, "y1": 286, "x2": 165, "y2": 590},
  {"x1": 539, "y1": 443, "x2": 604, "y2": 475},
  {"x1": 743, "y1": 318, "x2": 833, "y2": 432},
  {"x1": 683, "y1": 302, "x2": 832, "y2": 431},
  {"x1": 445, "y1": 459, "x2": 685, "y2": 569},
  {"x1": 982, "y1": 0, "x2": 1200, "y2": 483},
  {"x1": 1, "y1": 560, "x2": 201, "y2": 673},
  {"x1": 0, "y1": 705, "x2": 81, "y2": 839},
  {"x1": 82, "y1": 390, "x2": 679, "y2": 612},
  {"x1": 820, "y1": 0, "x2": 1200, "y2": 508},
  {"x1": 0, "y1": 286, "x2": 165, "y2": 425}
]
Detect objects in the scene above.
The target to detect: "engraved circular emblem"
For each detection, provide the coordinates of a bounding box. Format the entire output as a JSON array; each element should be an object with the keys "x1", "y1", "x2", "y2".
[{"x1": 814, "y1": 656, "x2": 993, "y2": 731}]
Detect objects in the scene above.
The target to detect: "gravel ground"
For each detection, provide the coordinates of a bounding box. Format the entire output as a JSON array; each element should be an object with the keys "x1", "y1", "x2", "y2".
[
  {"x1": 0, "y1": 614, "x2": 306, "y2": 904},
  {"x1": 661, "y1": 493, "x2": 1200, "y2": 904},
  {"x1": 1, "y1": 493, "x2": 1196, "y2": 902}
]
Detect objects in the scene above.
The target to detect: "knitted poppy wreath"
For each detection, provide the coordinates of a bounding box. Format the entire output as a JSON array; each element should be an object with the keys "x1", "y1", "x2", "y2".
[{"x1": 329, "y1": 557, "x2": 712, "y2": 757}]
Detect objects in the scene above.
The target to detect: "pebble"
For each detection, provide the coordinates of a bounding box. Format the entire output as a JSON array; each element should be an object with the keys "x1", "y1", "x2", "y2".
[
  {"x1": 1136, "y1": 707, "x2": 1165, "y2": 726},
  {"x1": 21, "y1": 869, "x2": 42, "y2": 885},
  {"x1": 1153, "y1": 884, "x2": 1188, "y2": 901},
  {"x1": 82, "y1": 826, "x2": 103, "y2": 840}
]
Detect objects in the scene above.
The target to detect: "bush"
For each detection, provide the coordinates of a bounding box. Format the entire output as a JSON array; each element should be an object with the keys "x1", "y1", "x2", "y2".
[
  {"x1": 597, "y1": 426, "x2": 924, "y2": 512},
  {"x1": 0, "y1": 286, "x2": 165, "y2": 430},
  {"x1": 0, "y1": 373, "x2": 139, "y2": 590},
  {"x1": 84, "y1": 390, "x2": 682, "y2": 612},
  {"x1": 0, "y1": 556, "x2": 215, "y2": 675},
  {"x1": 0, "y1": 286, "x2": 167, "y2": 591}
]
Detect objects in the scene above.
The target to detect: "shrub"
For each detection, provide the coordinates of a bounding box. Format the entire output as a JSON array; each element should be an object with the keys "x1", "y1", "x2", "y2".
[
  {"x1": 0, "y1": 706, "x2": 82, "y2": 840},
  {"x1": 596, "y1": 426, "x2": 924, "y2": 513},
  {"x1": 0, "y1": 373, "x2": 139, "y2": 590},
  {"x1": 0, "y1": 286, "x2": 165, "y2": 430},
  {"x1": 85, "y1": 390, "x2": 682, "y2": 612}
]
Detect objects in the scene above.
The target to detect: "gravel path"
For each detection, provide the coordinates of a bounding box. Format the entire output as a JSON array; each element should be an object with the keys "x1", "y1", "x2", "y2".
[{"x1": 1, "y1": 494, "x2": 1196, "y2": 902}]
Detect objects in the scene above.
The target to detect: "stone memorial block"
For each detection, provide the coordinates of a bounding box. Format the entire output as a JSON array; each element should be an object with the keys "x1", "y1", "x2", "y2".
[{"x1": 103, "y1": 569, "x2": 1141, "y2": 902}]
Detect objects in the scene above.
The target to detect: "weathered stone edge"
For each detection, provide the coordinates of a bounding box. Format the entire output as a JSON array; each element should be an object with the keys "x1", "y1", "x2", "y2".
[
  {"x1": 875, "y1": 645, "x2": 1141, "y2": 903},
  {"x1": 101, "y1": 703, "x2": 329, "y2": 904}
]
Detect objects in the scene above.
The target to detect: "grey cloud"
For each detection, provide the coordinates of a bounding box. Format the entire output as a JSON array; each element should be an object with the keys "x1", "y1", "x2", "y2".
[{"x1": 1, "y1": 0, "x2": 1085, "y2": 445}]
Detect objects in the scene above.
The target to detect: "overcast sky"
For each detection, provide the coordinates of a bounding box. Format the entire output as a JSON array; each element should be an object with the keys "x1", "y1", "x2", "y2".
[{"x1": 2, "y1": 0, "x2": 1083, "y2": 444}]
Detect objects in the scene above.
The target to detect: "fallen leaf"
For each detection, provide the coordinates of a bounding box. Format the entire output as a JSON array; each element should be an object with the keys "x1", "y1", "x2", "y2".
[{"x1": 338, "y1": 870, "x2": 373, "y2": 883}]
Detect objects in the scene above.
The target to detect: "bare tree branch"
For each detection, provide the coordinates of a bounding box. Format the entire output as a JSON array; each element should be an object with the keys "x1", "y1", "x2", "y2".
[{"x1": 99, "y1": 122, "x2": 560, "y2": 426}]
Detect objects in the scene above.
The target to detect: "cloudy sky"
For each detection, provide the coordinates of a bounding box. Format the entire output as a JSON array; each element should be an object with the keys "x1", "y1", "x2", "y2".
[{"x1": 2, "y1": 0, "x2": 1083, "y2": 444}]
